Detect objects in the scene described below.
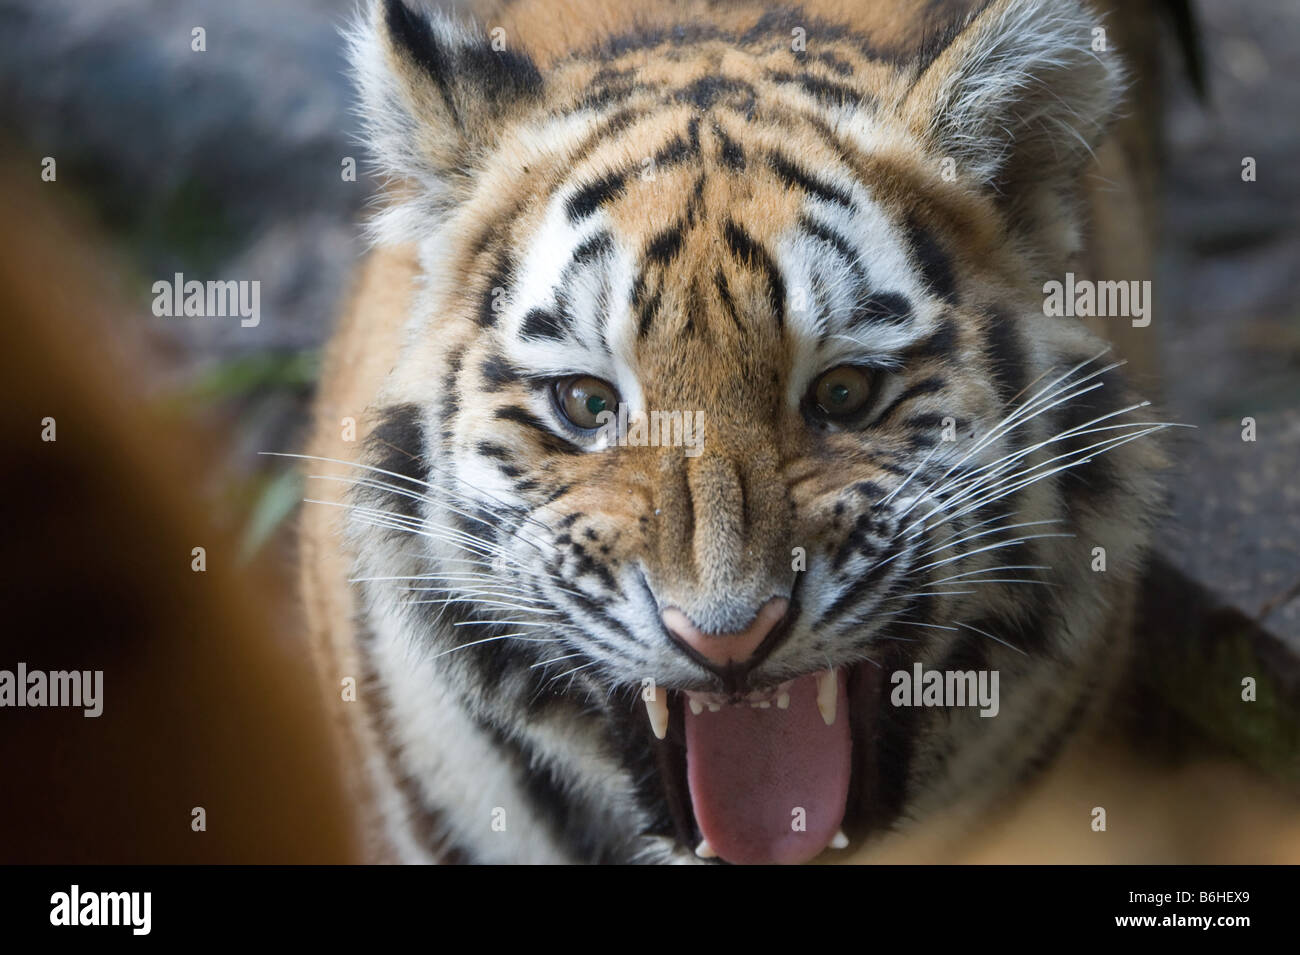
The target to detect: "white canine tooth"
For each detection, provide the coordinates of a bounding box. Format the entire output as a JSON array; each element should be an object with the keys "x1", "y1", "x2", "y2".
[
  {"x1": 776, "y1": 691, "x2": 790, "y2": 710},
  {"x1": 829, "y1": 829, "x2": 849, "y2": 850},
  {"x1": 687, "y1": 696, "x2": 704, "y2": 716},
  {"x1": 645, "y1": 689, "x2": 669, "y2": 740},
  {"x1": 695, "y1": 839, "x2": 718, "y2": 859},
  {"x1": 816, "y1": 669, "x2": 838, "y2": 726}
]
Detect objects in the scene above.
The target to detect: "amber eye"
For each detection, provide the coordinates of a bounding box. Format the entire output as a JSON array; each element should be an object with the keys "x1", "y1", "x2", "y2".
[
  {"x1": 810, "y1": 365, "x2": 876, "y2": 420},
  {"x1": 554, "y1": 375, "x2": 620, "y2": 431}
]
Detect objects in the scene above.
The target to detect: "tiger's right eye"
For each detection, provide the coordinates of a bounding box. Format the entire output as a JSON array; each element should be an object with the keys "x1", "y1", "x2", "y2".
[
  {"x1": 553, "y1": 375, "x2": 620, "y2": 431},
  {"x1": 808, "y1": 365, "x2": 877, "y2": 421}
]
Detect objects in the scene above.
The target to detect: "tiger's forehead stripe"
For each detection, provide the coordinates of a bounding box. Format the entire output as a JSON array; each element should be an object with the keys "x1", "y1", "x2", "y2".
[
  {"x1": 399, "y1": 0, "x2": 1045, "y2": 430},
  {"x1": 433, "y1": 13, "x2": 1011, "y2": 388}
]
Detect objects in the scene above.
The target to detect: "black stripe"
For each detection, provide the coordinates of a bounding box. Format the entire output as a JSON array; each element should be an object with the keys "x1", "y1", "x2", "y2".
[
  {"x1": 382, "y1": 0, "x2": 542, "y2": 114},
  {"x1": 486, "y1": 723, "x2": 629, "y2": 863},
  {"x1": 427, "y1": 594, "x2": 557, "y2": 704},
  {"x1": 493, "y1": 405, "x2": 586, "y2": 457},
  {"x1": 848, "y1": 291, "x2": 913, "y2": 329},
  {"x1": 631, "y1": 272, "x2": 664, "y2": 338},
  {"x1": 902, "y1": 411, "x2": 951, "y2": 436},
  {"x1": 848, "y1": 479, "x2": 888, "y2": 501},
  {"x1": 1048, "y1": 370, "x2": 1129, "y2": 506},
  {"x1": 494, "y1": 404, "x2": 549, "y2": 433},
  {"x1": 653, "y1": 134, "x2": 695, "y2": 169},
  {"x1": 477, "y1": 250, "x2": 512, "y2": 328},
  {"x1": 744, "y1": 98, "x2": 874, "y2": 190},
  {"x1": 723, "y1": 220, "x2": 786, "y2": 329},
  {"x1": 768, "y1": 151, "x2": 854, "y2": 209},
  {"x1": 848, "y1": 641, "x2": 919, "y2": 834},
  {"x1": 674, "y1": 75, "x2": 756, "y2": 112},
  {"x1": 683, "y1": 273, "x2": 704, "y2": 338},
  {"x1": 905, "y1": 217, "x2": 958, "y2": 304},
  {"x1": 566, "y1": 170, "x2": 627, "y2": 221},
  {"x1": 981, "y1": 306, "x2": 1028, "y2": 408},
  {"x1": 481, "y1": 354, "x2": 521, "y2": 388},
  {"x1": 571, "y1": 231, "x2": 614, "y2": 265},
  {"x1": 542, "y1": 483, "x2": 575, "y2": 506},
  {"x1": 353, "y1": 622, "x2": 468, "y2": 863},
  {"x1": 965, "y1": 584, "x2": 1057, "y2": 655},
  {"x1": 820, "y1": 523, "x2": 899, "y2": 615},
  {"x1": 577, "y1": 68, "x2": 648, "y2": 110},
  {"x1": 360, "y1": 403, "x2": 429, "y2": 525},
  {"x1": 874, "y1": 375, "x2": 946, "y2": 427},
  {"x1": 910, "y1": 317, "x2": 958, "y2": 360},
  {"x1": 768, "y1": 69, "x2": 867, "y2": 108},
  {"x1": 799, "y1": 215, "x2": 859, "y2": 269},
  {"x1": 712, "y1": 122, "x2": 746, "y2": 170},
  {"x1": 598, "y1": 22, "x2": 728, "y2": 57},
  {"x1": 521, "y1": 307, "x2": 567, "y2": 341},
  {"x1": 815, "y1": 50, "x2": 855, "y2": 76},
  {"x1": 441, "y1": 347, "x2": 464, "y2": 422},
  {"x1": 714, "y1": 268, "x2": 744, "y2": 334},
  {"x1": 636, "y1": 287, "x2": 663, "y2": 338},
  {"x1": 644, "y1": 222, "x2": 686, "y2": 266},
  {"x1": 652, "y1": 119, "x2": 702, "y2": 169}
]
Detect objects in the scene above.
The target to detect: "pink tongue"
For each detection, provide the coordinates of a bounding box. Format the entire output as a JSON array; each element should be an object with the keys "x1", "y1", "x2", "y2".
[{"x1": 685, "y1": 672, "x2": 850, "y2": 865}]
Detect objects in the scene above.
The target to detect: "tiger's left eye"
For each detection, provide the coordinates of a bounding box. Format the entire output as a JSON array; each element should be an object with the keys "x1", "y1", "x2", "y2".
[
  {"x1": 809, "y1": 365, "x2": 876, "y2": 420},
  {"x1": 554, "y1": 375, "x2": 620, "y2": 430}
]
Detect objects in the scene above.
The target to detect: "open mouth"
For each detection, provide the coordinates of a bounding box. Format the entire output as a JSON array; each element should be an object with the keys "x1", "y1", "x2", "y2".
[{"x1": 645, "y1": 662, "x2": 889, "y2": 865}]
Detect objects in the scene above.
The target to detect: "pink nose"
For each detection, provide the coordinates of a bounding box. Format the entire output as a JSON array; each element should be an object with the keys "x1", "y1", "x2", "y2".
[{"x1": 662, "y1": 597, "x2": 790, "y2": 668}]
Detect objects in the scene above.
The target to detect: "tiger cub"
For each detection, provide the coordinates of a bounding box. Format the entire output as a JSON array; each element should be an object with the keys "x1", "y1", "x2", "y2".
[{"x1": 299, "y1": 0, "x2": 1167, "y2": 864}]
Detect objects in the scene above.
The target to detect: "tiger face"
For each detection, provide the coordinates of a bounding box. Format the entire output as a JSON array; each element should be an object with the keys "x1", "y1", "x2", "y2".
[{"x1": 332, "y1": 0, "x2": 1166, "y2": 864}]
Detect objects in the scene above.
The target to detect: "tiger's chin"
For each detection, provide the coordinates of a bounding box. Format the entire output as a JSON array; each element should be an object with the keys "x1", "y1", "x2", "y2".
[{"x1": 647, "y1": 664, "x2": 889, "y2": 865}]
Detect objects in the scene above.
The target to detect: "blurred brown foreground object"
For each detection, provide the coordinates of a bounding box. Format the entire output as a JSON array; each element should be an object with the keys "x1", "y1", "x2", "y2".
[{"x1": 0, "y1": 163, "x2": 357, "y2": 863}]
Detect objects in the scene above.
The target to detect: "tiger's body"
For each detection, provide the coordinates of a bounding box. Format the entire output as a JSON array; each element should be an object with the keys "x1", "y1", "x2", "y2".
[{"x1": 300, "y1": 0, "x2": 1168, "y2": 864}]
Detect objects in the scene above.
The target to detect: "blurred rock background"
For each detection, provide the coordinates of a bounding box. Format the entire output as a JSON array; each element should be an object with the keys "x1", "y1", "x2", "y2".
[{"x1": 0, "y1": 0, "x2": 1295, "y2": 622}]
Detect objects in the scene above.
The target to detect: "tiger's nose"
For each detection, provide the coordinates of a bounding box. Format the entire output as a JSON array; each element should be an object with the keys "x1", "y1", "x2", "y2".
[{"x1": 662, "y1": 597, "x2": 790, "y2": 670}]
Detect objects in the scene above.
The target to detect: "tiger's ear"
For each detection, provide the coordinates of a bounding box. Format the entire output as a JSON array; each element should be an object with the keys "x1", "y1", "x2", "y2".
[
  {"x1": 900, "y1": 0, "x2": 1122, "y2": 210},
  {"x1": 349, "y1": 0, "x2": 543, "y2": 241}
]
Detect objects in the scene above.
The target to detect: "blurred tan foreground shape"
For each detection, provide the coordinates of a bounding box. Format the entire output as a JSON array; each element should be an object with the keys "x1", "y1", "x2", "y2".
[{"x1": 0, "y1": 165, "x2": 357, "y2": 863}]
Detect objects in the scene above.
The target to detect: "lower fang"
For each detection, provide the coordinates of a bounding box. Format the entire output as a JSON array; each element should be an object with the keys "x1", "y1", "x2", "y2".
[
  {"x1": 829, "y1": 829, "x2": 849, "y2": 850},
  {"x1": 776, "y1": 691, "x2": 790, "y2": 710},
  {"x1": 645, "y1": 689, "x2": 669, "y2": 739},
  {"x1": 815, "y1": 669, "x2": 838, "y2": 726},
  {"x1": 696, "y1": 839, "x2": 717, "y2": 859},
  {"x1": 687, "y1": 695, "x2": 704, "y2": 716}
]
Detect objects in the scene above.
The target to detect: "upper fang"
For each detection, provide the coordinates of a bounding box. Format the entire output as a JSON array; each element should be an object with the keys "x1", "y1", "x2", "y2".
[
  {"x1": 645, "y1": 688, "x2": 669, "y2": 739},
  {"x1": 815, "y1": 669, "x2": 837, "y2": 726}
]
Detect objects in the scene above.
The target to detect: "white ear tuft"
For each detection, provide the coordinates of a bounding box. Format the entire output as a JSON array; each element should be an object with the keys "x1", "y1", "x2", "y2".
[
  {"x1": 904, "y1": 0, "x2": 1125, "y2": 191},
  {"x1": 345, "y1": 0, "x2": 543, "y2": 244}
]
